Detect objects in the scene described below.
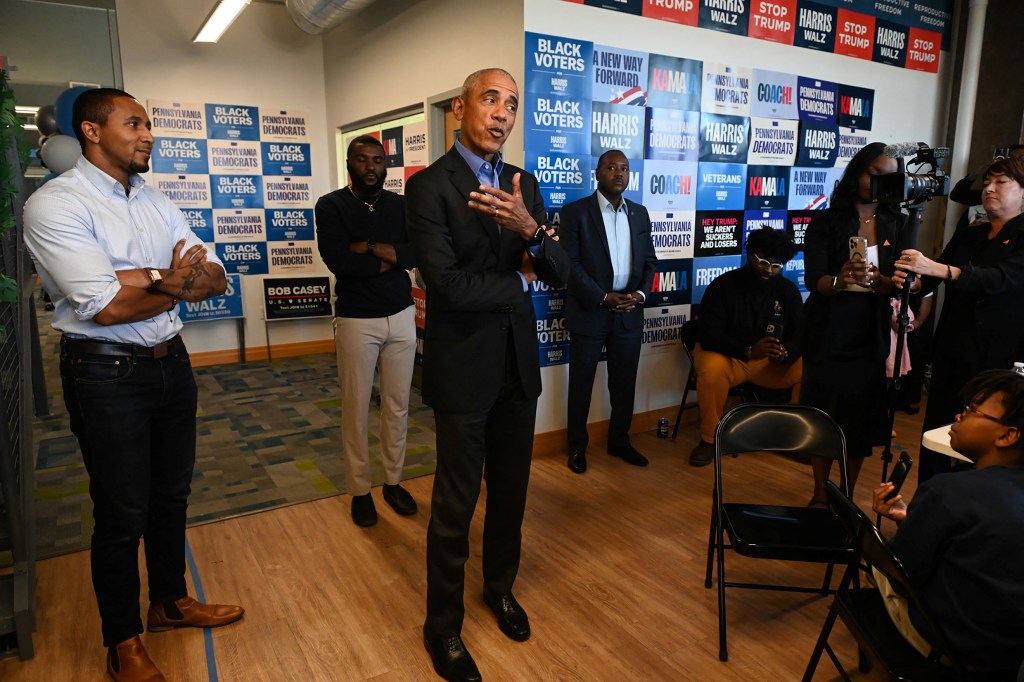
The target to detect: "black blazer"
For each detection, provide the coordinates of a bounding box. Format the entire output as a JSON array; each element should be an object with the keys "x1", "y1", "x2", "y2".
[
  {"x1": 405, "y1": 146, "x2": 569, "y2": 413},
  {"x1": 561, "y1": 192, "x2": 657, "y2": 336}
]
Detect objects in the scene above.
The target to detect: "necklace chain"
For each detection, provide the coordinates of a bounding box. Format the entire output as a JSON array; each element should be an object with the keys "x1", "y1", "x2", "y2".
[{"x1": 349, "y1": 186, "x2": 382, "y2": 212}]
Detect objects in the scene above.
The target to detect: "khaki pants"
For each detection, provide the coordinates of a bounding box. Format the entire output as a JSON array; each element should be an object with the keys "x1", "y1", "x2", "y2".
[
  {"x1": 692, "y1": 344, "x2": 803, "y2": 444},
  {"x1": 333, "y1": 305, "x2": 417, "y2": 496}
]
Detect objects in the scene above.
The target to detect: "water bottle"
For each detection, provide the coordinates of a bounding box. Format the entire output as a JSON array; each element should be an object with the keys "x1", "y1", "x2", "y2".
[{"x1": 1014, "y1": 362, "x2": 1024, "y2": 377}]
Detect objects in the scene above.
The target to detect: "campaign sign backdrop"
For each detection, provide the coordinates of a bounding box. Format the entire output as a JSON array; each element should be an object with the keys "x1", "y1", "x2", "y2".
[
  {"x1": 748, "y1": 0, "x2": 798, "y2": 44},
  {"x1": 789, "y1": 167, "x2": 839, "y2": 210},
  {"x1": 205, "y1": 103, "x2": 260, "y2": 141},
  {"x1": 788, "y1": 209, "x2": 816, "y2": 247},
  {"x1": 647, "y1": 258, "x2": 692, "y2": 307},
  {"x1": 743, "y1": 209, "x2": 788, "y2": 248},
  {"x1": 182, "y1": 208, "x2": 214, "y2": 243},
  {"x1": 699, "y1": 113, "x2": 750, "y2": 164},
  {"x1": 526, "y1": 33, "x2": 593, "y2": 97},
  {"x1": 643, "y1": 0, "x2": 699, "y2": 25},
  {"x1": 532, "y1": 280, "x2": 570, "y2": 367},
  {"x1": 382, "y1": 126, "x2": 404, "y2": 168},
  {"x1": 207, "y1": 139, "x2": 262, "y2": 175},
  {"x1": 211, "y1": 175, "x2": 263, "y2": 209},
  {"x1": 694, "y1": 210, "x2": 743, "y2": 257},
  {"x1": 528, "y1": 92, "x2": 591, "y2": 155},
  {"x1": 642, "y1": 159, "x2": 697, "y2": 211},
  {"x1": 794, "y1": 1, "x2": 837, "y2": 51},
  {"x1": 691, "y1": 254, "x2": 743, "y2": 304},
  {"x1": 591, "y1": 101, "x2": 646, "y2": 158},
  {"x1": 745, "y1": 164, "x2": 790, "y2": 210},
  {"x1": 266, "y1": 208, "x2": 314, "y2": 242},
  {"x1": 268, "y1": 240, "x2": 318, "y2": 274},
  {"x1": 262, "y1": 142, "x2": 312, "y2": 177},
  {"x1": 592, "y1": 45, "x2": 649, "y2": 105},
  {"x1": 837, "y1": 84, "x2": 874, "y2": 130},
  {"x1": 149, "y1": 100, "x2": 206, "y2": 139},
  {"x1": 214, "y1": 208, "x2": 265, "y2": 243},
  {"x1": 646, "y1": 54, "x2": 703, "y2": 111},
  {"x1": 217, "y1": 242, "x2": 268, "y2": 276},
  {"x1": 180, "y1": 273, "x2": 243, "y2": 323},
  {"x1": 153, "y1": 174, "x2": 211, "y2": 209},
  {"x1": 797, "y1": 77, "x2": 838, "y2": 123},
  {"x1": 645, "y1": 108, "x2": 701, "y2": 162},
  {"x1": 259, "y1": 109, "x2": 309, "y2": 141},
  {"x1": 747, "y1": 117, "x2": 799, "y2": 166},
  {"x1": 641, "y1": 304, "x2": 690, "y2": 355},
  {"x1": 873, "y1": 19, "x2": 909, "y2": 67},
  {"x1": 834, "y1": 8, "x2": 875, "y2": 60},
  {"x1": 796, "y1": 121, "x2": 840, "y2": 167},
  {"x1": 836, "y1": 126, "x2": 870, "y2": 167},
  {"x1": 152, "y1": 138, "x2": 208, "y2": 175},
  {"x1": 696, "y1": 162, "x2": 747, "y2": 210},
  {"x1": 701, "y1": 63, "x2": 753, "y2": 117},
  {"x1": 783, "y1": 251, "x2": 806, "y2": 290},
  {"x1": 589, "y1": 158, "x2": 645, "y2": 206},
  {"x1": 527, "y1": 150, "x2": 591, "y2": 213},
  {"x1": 698, "y1": 0, "x2": 750, "y2": 36},
  {"x1": 751, "y1": 69, "x2": 799, "y2": 119},
  {"x1": 263, "y1": 276, "x2": 332, "y2": 320},
  {"x1": 648, "y1": 210, "x2": 696, "y2": 260}
]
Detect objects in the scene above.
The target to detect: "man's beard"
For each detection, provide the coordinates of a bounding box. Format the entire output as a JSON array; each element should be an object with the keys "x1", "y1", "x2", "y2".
[
  {"x1": 348, "y1": 163, "x2": 386, "y2": 195},
  {"x1": 128, "y1": 160, "x2": 150, "y2": 174}
]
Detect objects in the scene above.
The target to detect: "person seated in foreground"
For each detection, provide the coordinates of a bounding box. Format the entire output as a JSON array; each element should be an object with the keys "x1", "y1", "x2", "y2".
[
  {"x1": 873, "y1": 369, "x2": 1024, "y2": 674},
  {"x1": 688, "y1": 227, "x2": 804, "y2": 466}
]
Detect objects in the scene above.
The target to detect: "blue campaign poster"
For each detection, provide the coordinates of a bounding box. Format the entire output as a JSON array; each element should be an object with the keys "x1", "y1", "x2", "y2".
[
  {"x1": 743, "y1": 209, "x2": 788, "y2": 251},
  {"x1": 793, "y1": 1, "x2": 837, "y2": 52},
  {"x1": 783, "y1": 251, "x2": 806, "y2": 292},
  {"x1": 699, "y1": 113, "x2": 750, "y2": 164},
  {"x1": 526, "y1": 33, "x2": 593, "y2": 97},
  {"x1": 526, "y1": 150, "x2": 591, "y2": 214},
  {"x1": 590, "y1": 101, "x2": 645, "y2": 159},
  {"x1": 216, "y1": 242, "x2": 269, "y2": 276},
  {"x1": 797, "y1": 77, "x2": 838, "y2": 123},
  {"x1": 261, "y1": 142, "x2": 312, "y2": 177},
  {"x1": 152, "y1": 137, "x2": 209, "y2": 175},
  {"x1": 180, "y1": 273, "x2": 244, "y2": 322},
  {"x1": 205, "y1": 103, "x2": 260, "y2": 141},
  {"x1": 646, "y1": 54, "x2": 702, "y2": 111},
  {"x1": 531, "y1": 279, "x2": 570, "y2": 367},
  {"x1": 691, "y1": 254, "x2": 743, "y2": 304},
  {"x1": 266, "y1": 208, "x2": 315, "y2": 242},
  {"x1": 182, "y1": 207, "x2": 214, "y2": 243},
  {"x1": 526, "y1": 92, "x2": 592, "y2": 156},
  {"x1": 836, "y1": 84, "x2": 874, "y2": 131},
  {"x1": 696, "y1": 162, "x2": 747, "y2": 210},
  {"x1": 646, "y1": 257, "x2": 692, "y2": 307},
  {"x1": 796, "y1": 121, "x2": 840, "y2": 167},
  {"x1": 592, "y1": 44, "x2": 649, "y2": 105},
  {"x1": 211, "y1": 174, "x2": 263, "y2": 209},
  {"x1": 589, "y1": 156, "x2": 644, "y2": 206},
  {"x1": 745, "y1": 165, "x2": 790, "y2": 210},
  {"x1": 645, "y1": 108, "x2": 700, "y2": 162}
]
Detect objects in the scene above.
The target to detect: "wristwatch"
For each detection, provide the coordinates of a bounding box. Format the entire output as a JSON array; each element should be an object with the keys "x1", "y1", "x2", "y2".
[
  {"x1": 146, "y1": 268, "x2": 163, "y2": 290},
  {"x1": 529, "y1": 225, "x2": 546, "y2": 247}
]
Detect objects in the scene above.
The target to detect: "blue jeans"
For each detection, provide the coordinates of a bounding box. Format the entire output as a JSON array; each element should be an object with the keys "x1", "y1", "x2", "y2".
[{"x1": 60, "y1": 340, "x2": 198, "y2": 646}]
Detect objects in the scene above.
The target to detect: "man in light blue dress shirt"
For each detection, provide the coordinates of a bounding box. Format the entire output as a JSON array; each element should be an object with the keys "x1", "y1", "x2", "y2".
[
  {"x1": 561, "y1": 149, "x2": 658, "y2": 474},
  {"x1": 24, "y1": 88, "x2": 242, "y2": 681}
]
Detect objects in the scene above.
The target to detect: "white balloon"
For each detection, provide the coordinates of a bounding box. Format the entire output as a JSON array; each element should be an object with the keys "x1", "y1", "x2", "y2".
[{"x1": 39, "y1": 134, "x2": 82, "y2": 174}]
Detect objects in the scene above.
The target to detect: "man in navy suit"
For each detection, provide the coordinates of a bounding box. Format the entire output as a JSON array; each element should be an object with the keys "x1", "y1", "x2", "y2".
[
  {"x1": 406, "y1": 68, "x2": 568, "y2": 682},
  {"x1": 561, "y1": 149, "x2": 658, "y2": 474}
]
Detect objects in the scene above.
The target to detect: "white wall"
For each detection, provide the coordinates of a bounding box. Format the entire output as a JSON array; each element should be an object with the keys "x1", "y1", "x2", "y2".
[
  {"x1": 115, "y1": 0, "x2": 333, "y2": 354},
  {"x1": 522, "y1": 0, "x2": 956, "y2": 434}
]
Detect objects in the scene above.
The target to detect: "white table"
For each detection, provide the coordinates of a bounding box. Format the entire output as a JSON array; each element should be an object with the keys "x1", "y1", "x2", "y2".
[{"x1": 921, "y1": 425, "x2": 972, "y2": 462}]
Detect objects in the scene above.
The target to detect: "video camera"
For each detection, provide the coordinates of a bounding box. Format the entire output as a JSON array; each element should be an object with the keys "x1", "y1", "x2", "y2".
[{"x1": 870, "y1": 143, "x2": 951, "y2": 205}]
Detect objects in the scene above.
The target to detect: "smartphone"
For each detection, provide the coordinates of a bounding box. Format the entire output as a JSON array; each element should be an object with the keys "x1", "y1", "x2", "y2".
[
  {"x1": 885, "y1": 452, "x2": 913, "y2": 501},
  {"x1": 849, "y1": 236, "x2": 868, "y2": 262}
]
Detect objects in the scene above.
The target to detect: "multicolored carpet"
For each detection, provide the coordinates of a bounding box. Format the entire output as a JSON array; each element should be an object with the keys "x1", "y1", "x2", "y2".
[{"x1": 31, "y1": 310, "x2": 437, "y2": 559}]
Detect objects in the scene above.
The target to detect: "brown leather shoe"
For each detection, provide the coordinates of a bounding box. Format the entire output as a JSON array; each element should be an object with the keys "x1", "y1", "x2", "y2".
[
  {"x1": 147, "y1": 595, "x2": 244, "y2": 632},
  {"x1": 106, "y1": 635, "x2": 166, "y2": 681}
]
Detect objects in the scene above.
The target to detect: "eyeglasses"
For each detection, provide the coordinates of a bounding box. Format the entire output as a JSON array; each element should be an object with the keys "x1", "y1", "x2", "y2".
[
  {"x1": 959, "y1": 403, "x2": 1004, "y2": 424},
  {"x1": 751, "y1": 254, "x2": 784, "y2": 271}
]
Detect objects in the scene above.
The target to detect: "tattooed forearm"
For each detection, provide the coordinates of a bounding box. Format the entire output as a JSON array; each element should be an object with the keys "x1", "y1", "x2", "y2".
[
  {"x1": 178, "y1": 263, "x2": 206, "y2": 295},
  {"x1": 155, "y1": 261, "x2": 226, "y2": 302}
]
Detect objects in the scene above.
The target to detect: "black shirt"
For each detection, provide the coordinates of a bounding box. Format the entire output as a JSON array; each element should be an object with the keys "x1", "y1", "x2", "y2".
[{"x1": 315, "y1": 188, "x2": 415, "y2": 318}]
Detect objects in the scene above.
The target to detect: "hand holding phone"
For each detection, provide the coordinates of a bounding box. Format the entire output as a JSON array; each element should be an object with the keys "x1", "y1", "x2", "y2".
[{"x1": 885, "y1": 452, "x2": 913, "y2": 501}]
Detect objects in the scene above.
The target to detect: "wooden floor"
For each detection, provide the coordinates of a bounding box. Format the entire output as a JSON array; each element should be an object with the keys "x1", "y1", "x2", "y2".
[{"x1": 1, "y1": 406, "x2": 925, "y2": 681}]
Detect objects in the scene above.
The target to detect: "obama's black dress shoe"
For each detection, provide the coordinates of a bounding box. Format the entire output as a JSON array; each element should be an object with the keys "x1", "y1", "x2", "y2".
[
  {"x1": 423, "y1": 628, "x2": 481, "y2": 682},
  {"x1": 482, "y1": 591, "x2": 530, "y2": 642},
  {"x1": 609, "y1": 445, "x2": 649, "y2": 467},
  {"x1": 567, "y1": 448, "x2": 587, "y2": 474}
]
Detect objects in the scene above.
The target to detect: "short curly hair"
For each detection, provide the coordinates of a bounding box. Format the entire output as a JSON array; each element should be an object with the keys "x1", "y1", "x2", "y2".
[{"x1": 745, "y1": 226, "x2": 797, "y2": 264}]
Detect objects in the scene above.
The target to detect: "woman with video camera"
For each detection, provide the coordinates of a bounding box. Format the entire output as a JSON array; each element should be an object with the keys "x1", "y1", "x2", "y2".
[
  {"x1": 801, "y1": 142, "x2": 914, "y2": 506},
  {"x1": 894, "y1": 156, "x2": 1024, "y2": 482}
]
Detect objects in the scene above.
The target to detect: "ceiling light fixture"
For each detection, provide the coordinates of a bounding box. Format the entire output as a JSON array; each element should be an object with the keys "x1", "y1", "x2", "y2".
[{"x1": 193, "y1": 0, "x2": 252, "y2": 43}]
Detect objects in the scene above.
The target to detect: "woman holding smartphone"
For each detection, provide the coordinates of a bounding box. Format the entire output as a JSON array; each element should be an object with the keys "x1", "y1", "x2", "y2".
[
  {"x1": 893, "y1": 156, "x2": 1024, "y2": 481},
  {"x1": 802, "y1": 143, "x2": 912, "y2": 506}
]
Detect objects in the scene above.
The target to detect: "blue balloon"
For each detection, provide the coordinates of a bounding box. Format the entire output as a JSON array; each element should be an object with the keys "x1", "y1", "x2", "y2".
[{"x1": 54, "y1": 85, "x2": 96, "y2": 137}]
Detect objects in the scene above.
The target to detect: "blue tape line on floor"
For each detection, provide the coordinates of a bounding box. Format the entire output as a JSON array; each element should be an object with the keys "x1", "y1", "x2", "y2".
[{"x1": 184, "y1": 536, "x2": 219, "y2": 682}]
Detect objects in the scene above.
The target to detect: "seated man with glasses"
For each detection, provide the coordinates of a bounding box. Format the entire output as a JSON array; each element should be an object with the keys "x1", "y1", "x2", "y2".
[
  {"x1": 872, "y1": 369, "x2": 1024, "y2": 674},
  {"x1": 688, "y1": 227, "x2": 804, "y2": 466}
]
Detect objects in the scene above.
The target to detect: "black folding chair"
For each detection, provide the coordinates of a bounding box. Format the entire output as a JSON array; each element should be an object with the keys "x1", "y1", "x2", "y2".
[
  {"x1": 671, "y1": 318, "x2": 758, "y2": 439},
  {"x1": 706, "y1": 403, "x2": 855, "y2": 661},
  {"x1": 802, "y1": 481, "x2": 978, "y2": 682}
]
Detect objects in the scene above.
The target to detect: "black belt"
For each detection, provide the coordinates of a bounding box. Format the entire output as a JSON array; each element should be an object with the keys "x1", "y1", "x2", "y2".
[{"x1": 61, "y1": 334, "x2": 184, "y2": 359}]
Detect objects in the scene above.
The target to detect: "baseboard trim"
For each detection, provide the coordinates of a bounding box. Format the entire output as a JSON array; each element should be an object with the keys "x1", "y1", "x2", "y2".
[{"x1": 189, "y1": 340, "x2": 336, "y2": 367}]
